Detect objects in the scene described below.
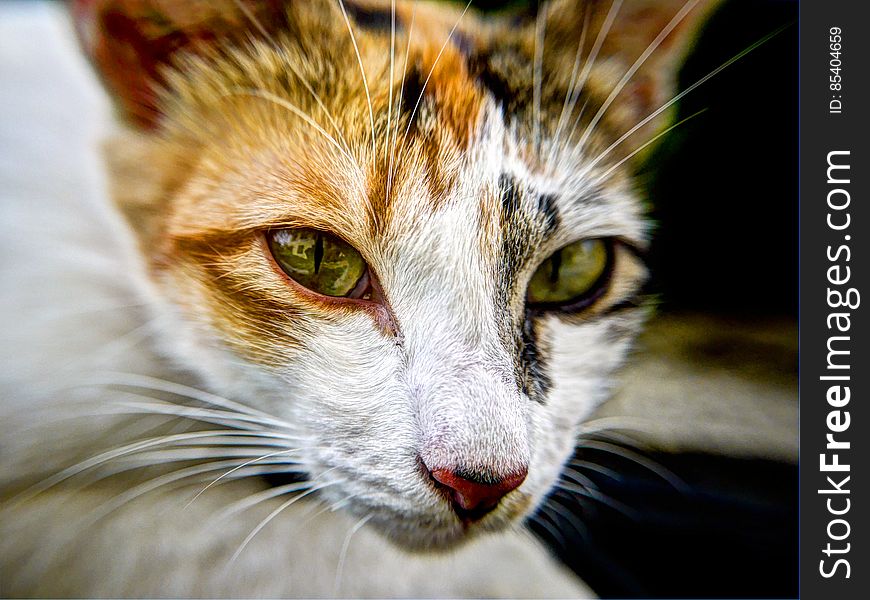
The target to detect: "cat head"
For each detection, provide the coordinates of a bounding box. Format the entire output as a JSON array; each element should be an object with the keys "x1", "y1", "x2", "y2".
[{"x1": 74, "y1": 0, "x2": 714, "y2": 549}]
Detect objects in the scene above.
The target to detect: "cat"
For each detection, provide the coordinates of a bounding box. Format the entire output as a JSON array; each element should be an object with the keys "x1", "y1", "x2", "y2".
[{"x1": 0, "y1": 0, "x2": 717, "y2": 596}]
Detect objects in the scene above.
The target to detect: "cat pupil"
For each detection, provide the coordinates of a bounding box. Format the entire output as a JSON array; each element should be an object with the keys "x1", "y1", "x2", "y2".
[
  {"x1": 549, "y1": 250, "x2": 562, "y2": 284},
  {"x1": 313, "y1": 232, "x2": 324, "y2": 274}
]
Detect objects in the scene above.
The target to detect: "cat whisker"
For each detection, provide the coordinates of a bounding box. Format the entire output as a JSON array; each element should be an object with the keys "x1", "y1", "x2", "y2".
[
  {"x1": 286, "y1": 488, "x2": 366, "y2": 539},
  {"x1": 385, "y1": 0, "x2": 396, "y2": 168},
  {"x1": 566, "y1": 459, "x2": 623, "y2": 482},
  {"x1": 559, "y1": 466, "x2": 600, "y2": 493},
  {"x1": 547, "y1": 6, "x2": 591, "y2": 166},
  {"x1": 55, "y1": 450, "x2": 302, "y2": 495},
  {"x1": 527, "y1": 505, "x2": 570, "y2": 549},
  {"x1": 333, "y1": 512, "x2": 373, "y2": 596},
  {"x1": 112, "y1": 394, "x2": 297, "y2": 433},
  {"x1": 575, "y1": 438, "x2": 689, "y2": 492},
  {"x1": 556, "y1": 474, "x2": 639, "y2": 520},
  {"x1": 77, "y1": 459, "x2": 305, "y2": 533},
  {"x1": 531, "y1": 4, "x2": 547, "y2": 154},
  {"x1": 185, "y1": 446, "x2": 314, "y2": 508},
  {"x1": 214, "y1": 480, "x2": 312, "y2": 523},
  {"x1": 387, "y1": 2, "x2": 416, "y2": 209},
  {"x1": 78, "y1": 371, "x2": 288, "y2": 424},
  {"x1": 397, "y1": 0, "x2": 473, "y2": 162},
  {"x1": 215, "y1": 468, "x2": 349, "y2": 536},
  {"x1": 539, "y1": 495, "x2": 592, "y2": 543},
  {"x1": 575, "y1": 0, "x2": 701, "y2": 155},
  {"x1": 592, "y1": 108, "x2": 708, "y2": 184},
  {"x1": 7, "y1": 430, "x2": 295, "y2": 508},
  {"x1": 388, "y1": 2, "x2": 417, "y2": 201},
  {"x1": 579, "y1": 25, "x2": 788, "y2": 176},
  {"x1": 225, "y1": 87, "x2": 363, "y2": 187},
  {"x1": 230, "y1": 0, "x2": 352, "y2": 155},
  {"x1": 336, "y1": 0, "x2": 377, "y2": 164},
  {"x1": 229, "y1": 480, "x2": 343, "y2": 564},
  {"x1": 552, "y1": 0, "x2": 623, "y2": 163}
]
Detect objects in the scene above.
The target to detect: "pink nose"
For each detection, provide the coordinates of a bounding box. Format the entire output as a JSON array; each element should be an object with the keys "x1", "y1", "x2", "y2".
[{"x1": 429, "y1": 467, "x2": 527, "y2": 521}]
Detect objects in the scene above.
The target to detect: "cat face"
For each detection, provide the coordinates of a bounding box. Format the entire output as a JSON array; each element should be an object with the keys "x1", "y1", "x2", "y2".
[{"x1": 77, "y1": 0, "x2": 713, "y2": 549}]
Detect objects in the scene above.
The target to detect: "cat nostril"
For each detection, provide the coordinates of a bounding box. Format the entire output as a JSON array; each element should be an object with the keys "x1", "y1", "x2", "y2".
[{"x1": 428, "y1": 466, "x2": 528, "y2": 521}]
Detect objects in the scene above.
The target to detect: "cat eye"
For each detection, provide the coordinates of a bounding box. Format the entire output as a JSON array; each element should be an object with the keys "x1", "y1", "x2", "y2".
[
  {"x1": 526, "y1": 239, "x2": 611, "y2": 310},
  {"x1": 267, "y1": 228, "x2": 369, "y2": 298}
]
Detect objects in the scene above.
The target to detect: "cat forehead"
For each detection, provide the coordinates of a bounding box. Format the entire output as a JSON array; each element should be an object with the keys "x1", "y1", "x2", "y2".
[
  {"x1": 163, "y1": 98, "x2": 642, "y2": 262},
  {"x1": 161, "y1": 5, "x2": 646, "y2": 250}
]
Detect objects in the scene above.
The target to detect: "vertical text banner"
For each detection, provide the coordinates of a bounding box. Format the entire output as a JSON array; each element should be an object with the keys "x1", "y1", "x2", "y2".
[{"x1": 800, "y1": 1, "x2": 868, "y2": 598}]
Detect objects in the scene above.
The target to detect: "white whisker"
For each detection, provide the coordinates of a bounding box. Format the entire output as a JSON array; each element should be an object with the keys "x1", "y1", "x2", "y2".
[
  {"x1": 547, "y1": 7, "x2": 590, "y2": 165},
  {"x1": 398, "y1": 1, "x2": 473, "y2": 159},
  {"x1": 555, "y1": 0, "x2": 624, "y2": 159},
  {"x1": 540, "y1": 496, "x2": 591, "y2": 542},
  {"x1": 229, "y1": 480, "x2": 340, "y2": 564},
  {"x1": 577, "y1": 0, "x2": 701, "y2": 153},
  {"x1": 77, "y1": 372, "x2": 287, "y2": 423},
  {"x1": 577, "y1": 439, "x2": 689, "y2": 492},
  {"x1": 113, "y1": 394, "x2": 296, "y2": 432},
  {"x1": 337, "y1": 0, "x2": 377, "y2": 163},
  {"x1": 559, "y1": 471, "x2": 638, "y2": 519},
  {"x1": 185, "y1": 446, "x2": 312, "y2": 508},
  {"x1": 385, "y1": 0, "x2": 396, "y2": 168},
  {"x1": 567, "y1": 459, "x2": 623, "y2": 482},
  {"x1": 388, "y1": 2, "x2": 417, "y2": 196},
  {"x1": 232, "y1": 0, "x2": 353, "y2": 154},
  {"x1": 224, "y1": 87, "x2": 361, "y2": 179},
  {"x1": 8, "y1": 430, "x2": 295, "y2": 508},
  {"x1": 529, "y1": 505, "x2": 570, "y2": 548},
  {"x1": 580, "y1": 26, "x2": 787, "y2": 176},
  {"x1": 214, "y1": 480, "x2": 312, "y2": 522},
  {"x1": 531, "y1": 4, "x2": 547, "y2": 153},
  {"x1": 333, "y1": 513, "x2": 373, "y2": 596}
]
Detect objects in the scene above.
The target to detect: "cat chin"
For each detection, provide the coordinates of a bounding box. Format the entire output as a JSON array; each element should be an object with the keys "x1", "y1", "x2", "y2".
[
  {"x1": 355, "y1": 501, "x2": 531, "y2": 554},
  {"x1": 369, "y1": 517, "x2": 488, "y2": 553}
]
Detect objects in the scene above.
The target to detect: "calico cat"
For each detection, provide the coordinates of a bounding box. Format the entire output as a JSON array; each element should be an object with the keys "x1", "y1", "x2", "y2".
[{"x1": 0, "y1": 0, "x2": 716, "y2": 596}]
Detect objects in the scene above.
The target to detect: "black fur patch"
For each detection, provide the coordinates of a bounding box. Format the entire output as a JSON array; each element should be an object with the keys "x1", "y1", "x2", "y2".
[
  {"x1": 467, "y1": 52, "x2": 516, "y2": 113},
  {"x1": 499, "y1": 173, "x2": 522, "y2": 217},
  {"x1": 497, "y1": 173, "x2": 558, "y2": 405},
  {"x1": 520, "y1": 309, "x2": 551, "y2": 404},
  {"x1": 399, "y1": 66, "x2": 426, "y2": 133},
  {"x1": 344, "y1": 1, "x2": 401, "y2": 33},
  {"x1": 498, "y1": 173, "x2": 561, "y2": 270},
  {"x1": 537, "y1": 193, "x2": 559, "y2": 235}
]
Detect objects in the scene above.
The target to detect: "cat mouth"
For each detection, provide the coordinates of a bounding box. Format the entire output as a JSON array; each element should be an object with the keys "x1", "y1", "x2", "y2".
[
  {"x1": 344, "y1": 484, "x2": 534, "y2": 552},
  {"x1": 279, "y1": 458, "x2": 534, "y2": 549}
]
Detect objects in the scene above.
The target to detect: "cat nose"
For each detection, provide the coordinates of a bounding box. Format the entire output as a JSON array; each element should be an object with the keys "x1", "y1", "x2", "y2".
[{"x1": 428, "y1": 466, "x2": 527, "y2": 521}]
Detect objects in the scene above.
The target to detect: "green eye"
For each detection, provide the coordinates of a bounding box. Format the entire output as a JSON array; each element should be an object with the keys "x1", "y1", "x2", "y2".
[
  {"x1": 267, "y1": 228, "x2": 368, "y2": 297},
  {"x1": 527, "y1": 239, "x2": 610, "y2": 308}
]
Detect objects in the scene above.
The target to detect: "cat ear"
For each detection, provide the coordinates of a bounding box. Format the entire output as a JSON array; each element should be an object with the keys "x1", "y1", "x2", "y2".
[
  {"x1": 546, "y1": 0, "x2": 720, "y2": 116},
  {"x1": 71, "y1": 0, "x2": 290, "y2": 129}
]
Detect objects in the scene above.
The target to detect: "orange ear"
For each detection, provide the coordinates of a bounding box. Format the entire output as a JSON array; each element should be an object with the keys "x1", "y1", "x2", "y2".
[{"x1": 70, "y1": 0, "x2": 289, "y2": 129}]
